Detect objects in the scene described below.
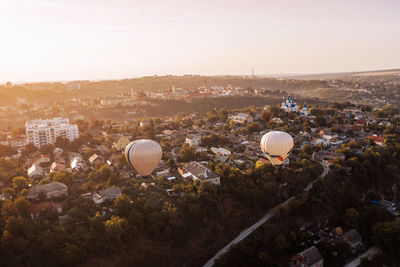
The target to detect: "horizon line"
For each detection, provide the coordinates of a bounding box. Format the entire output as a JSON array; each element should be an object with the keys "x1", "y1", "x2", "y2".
[{"x1": 2, "y1": 67, "x2": 399, "y2": 85}]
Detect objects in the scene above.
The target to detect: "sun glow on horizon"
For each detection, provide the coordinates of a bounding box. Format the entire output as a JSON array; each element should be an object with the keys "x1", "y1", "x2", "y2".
[{"x1": 1, "y1": 0, "x2": 400, "y2": 82}]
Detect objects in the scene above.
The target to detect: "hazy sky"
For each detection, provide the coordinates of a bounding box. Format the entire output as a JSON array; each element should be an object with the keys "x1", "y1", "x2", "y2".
[{"x1": 1, "y1": 0, "x2": 400, "y2": 82}]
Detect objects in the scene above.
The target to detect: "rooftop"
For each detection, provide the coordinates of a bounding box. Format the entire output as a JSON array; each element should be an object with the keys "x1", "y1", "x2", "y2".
[
  {"x1": 184, "y1": 161, "x2": 219, "y2": 181},
  {"x1": 98, "y1": 186, "x2": 122, "y2": 198},
  {"x1": 27, "y1": 182, "x2": 68, "y2": 197},
  {"x1": 298, "y1": 246, "x2": 323, "y2": 265}
]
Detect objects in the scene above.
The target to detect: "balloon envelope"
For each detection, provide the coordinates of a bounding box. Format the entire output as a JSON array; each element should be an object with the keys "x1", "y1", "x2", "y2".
[
  {"x1": 125, "y1": 139, "x2": 162, "y2": 176},
  {"x1": 260, "y1": 131, "x2": 294, "y2": 165}
]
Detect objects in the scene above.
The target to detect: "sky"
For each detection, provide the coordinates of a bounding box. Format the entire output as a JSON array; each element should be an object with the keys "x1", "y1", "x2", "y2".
[{"x1": 0, "y1": 0, "x2": 400, "y2": 82}]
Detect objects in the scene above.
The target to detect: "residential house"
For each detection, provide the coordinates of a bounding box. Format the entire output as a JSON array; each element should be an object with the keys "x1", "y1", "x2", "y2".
[
  {"x1": 171, "y1": 147, "x2": 181, "y2": 161},
  {"x1": 53, "y1": 147, "x2": 64, "y2": 158},
  {"x1": 350, "y1": 125, "x2": 364, "y2": 135},
  {"x1": 140, "y1": 119, "x2": 151, "y2": 128},
  {"x1": 28, "y1": 164, "x2": 44, "y2": 178},
  {"x1": 193, "y1": 146, "x2": 207, "y2": 153},
  {"x1": 58, "y1": 214, "x2": 71, "y2": 224},
  {"x1": 312, "y1": 151, "x2": 345, "y2": 165},
  {"x1": 182, "y1": 161, "x2": 220, "y2": 185},
  {"x1": 312, "y1": 139, "x2": 329, "y2": 146},
  {"x1": 378, "y1": 199, "x2": 399, "y2": 216},
  {"x1": 215, "y1": 154, "x2": 231, "y2": 164},
  {"x1": 113, "y1": 136, "x2": 131, "y2": 151},
  {"x1": 341, "y1": 229, "x2": 362, "y2": 252},
  {"x1": 355, "y1": 120, "x2": 367, "y2": 126},
  {"x1": 230, "y1": 113, "x2": 253, "y2": 124},
  {"x1": 50, "y1": 162, "x2": 69, "y2": 173},
  {"x1": 9, "y1": 135, "x2": 27, "y2": 147},
  {"x1": 70, "y1": 153, "x2": 85, "y2": 170},
  {"x1": 322, "y1": 133, "x2": 339, "y2": 144},
  {"x1": 367, "y1": 135, "x2": 384, "y2": 146},
  {"x1": 26, "y1": 182, "x2": 68, "y2": 200},
  {"x1": 166, "y1": 189, "x2": 178, "y2": 197},
  {"x1": 92, "y1": 186, "x2": 122, "y2": 204},
  {"x1": 211, "y1": 147, "x2": 231, "y2": 156},
  {"x1": 89, "y1": 154, "x2": 103, "y2": 165},
  {"x1": 156, "y1": 168, "x2": 171, "y2": 178},
  {"x1": 378, "y1": 120, "x2": 391, "y2": 127},
  {"x1": 271, "y1": 117, "x2": 283, "y2": 123},
  {"x1": 185, "y1": 134, "x2": 202, "y2": 146},
  {"x1": 30, "y1": 201, "x2": 62, "y2": 219},
  {"x1": 163, "y1": 129, "x2": 179, "y2": 139},
  {"x1": 292, "y1": 246, "x2": 323, "y2": 267},
  {"x1": 27, "y1": 156, "x2": 51, "y2": 178}
]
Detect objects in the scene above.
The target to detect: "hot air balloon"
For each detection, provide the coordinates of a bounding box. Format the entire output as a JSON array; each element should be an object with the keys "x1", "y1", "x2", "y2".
[
  {"x1": 125, "y1": 139, "x2": 162, "y2": 176},
  {"x1": 260, "y1": 131, "x2": 294, "y2": 165}
]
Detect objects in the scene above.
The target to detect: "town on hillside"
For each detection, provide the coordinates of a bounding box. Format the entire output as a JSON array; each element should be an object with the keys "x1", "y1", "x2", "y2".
[
  {"x1": 1, "y1": 73, "x2": 399, "y2": 129},
  {"x1": 0, "y1": 88, "x2": 399, "y2": 266}
]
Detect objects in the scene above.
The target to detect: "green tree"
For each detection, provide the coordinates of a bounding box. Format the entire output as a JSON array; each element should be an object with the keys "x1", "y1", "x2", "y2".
[
  {"x1": 245, "y1": 122, "x2": 261, "y2": 134},
  {"x1": 21, "y1": 143, "x2": 38, "y2": 156},
  {"x1": 114, "y1": 194, "x2": 132, "y2": 216},
  {"x1": 104, "y1": 215, "x2": 128, "y2": 244},
  {"x1": 116, "y1": 153, "x2": 128, "y2": 167},
  {"x1": 315, "y1": 116, "x2": 327, "y2": 127},
  {"x1": 99, "y1": 165, "x2": 112, "y2": 181},
  {"x1": 53, "y1": 171, "x2": 72, "y2": 186},
  {"x1": 261, "y1": 110, "x2": 272, "y2": 122},
  {"x1": 39, "y1": 144, "x2": 54, "y2": 155},
  {"x1": 343, "y1": 208, "x2": 359, "y2": 229},
  {"x1": 178, "y1": 144, "x2": 196, "y2": 162},
  {"x1": 12, "y1": 176, "x2": 27, "y2": 191},
  {"x1": 372, "y1": 220, "x2": 400, "y2": 256},
  {"x1": 14, "y1": 197, "x2": 30, "y2": 218}
]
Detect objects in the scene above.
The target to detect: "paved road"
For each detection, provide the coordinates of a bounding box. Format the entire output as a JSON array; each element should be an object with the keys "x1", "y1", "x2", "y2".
[
  {"x1": 304, "y1": 163, "x2": 329, "y2": 191},
  {"x1": 203, "y1": 208, "x2": 277, "y2": 267},
  {"x1": 203, "y1": 163, "x2": 329, "y2": 267},
  {"x1": 344, "y1": 246, "x2": 379, "y2": 267}
]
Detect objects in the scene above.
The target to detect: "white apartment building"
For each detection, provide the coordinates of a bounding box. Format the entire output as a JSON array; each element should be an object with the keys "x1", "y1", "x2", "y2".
[{"x1": 26, "y1": 118, "x2": 79, "y2": 147}]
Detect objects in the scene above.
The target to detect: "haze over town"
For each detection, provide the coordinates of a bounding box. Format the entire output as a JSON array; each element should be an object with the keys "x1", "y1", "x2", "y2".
[{"x1": 1, "y1": 0, "x2": 400, "y2": 82}]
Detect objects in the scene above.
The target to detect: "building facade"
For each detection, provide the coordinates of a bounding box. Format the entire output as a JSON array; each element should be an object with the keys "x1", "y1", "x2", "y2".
[
  {"x1": 230, "y1": 113, "x2": 253, "y2": 124},
  {"x1": 183, "y1": 161, "x2": 221, "y2": 185},
  {"x1": 293, "y1": 246, "x2": 323, "y2": 267},
  {"x1": 300, "y1": 103, "x2": 309, "y2": 116},
  {"x1": 185, "y1": 134, "x2": 202, "y2": 146},
  {"x1": 281, "y1": 95, "x2": 299, "y2": 112},
  {"x1": 26, "y1": 118, "x2": 79, "y2": 147},
  {"x1": 26, "y1": 182, "x2": 68, "y2": 200}
]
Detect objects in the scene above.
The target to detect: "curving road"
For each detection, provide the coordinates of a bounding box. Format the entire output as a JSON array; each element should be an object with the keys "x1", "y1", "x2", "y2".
[
  {"x1": 203, "y1": 163, "x2": 329, "y2": 267},
  {"x1": 305, "y1": 163, "x2": 329, "y2": 191}
]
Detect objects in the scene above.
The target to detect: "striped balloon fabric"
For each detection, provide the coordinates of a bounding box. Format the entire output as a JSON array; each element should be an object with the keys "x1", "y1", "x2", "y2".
[
  {"x1": 125, "y1": 139, "x2": 162, "y2": 176},
  {"x1": 260, "y1": 131, "x2": 294, "y2": 165}
]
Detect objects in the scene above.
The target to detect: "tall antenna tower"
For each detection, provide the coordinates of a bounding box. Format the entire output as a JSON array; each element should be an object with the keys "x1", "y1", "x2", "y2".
[{"x1": 252, "y1": 67, "x2": 255, "y2": 79}]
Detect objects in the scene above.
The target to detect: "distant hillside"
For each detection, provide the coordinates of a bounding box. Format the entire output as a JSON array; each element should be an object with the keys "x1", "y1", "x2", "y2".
[
  {"x1": 0, "y1": 76, "x2": 331, "y2": 105},
  {"x1": 286, "y1": 68, "x2": 400, "y2": 80}
]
